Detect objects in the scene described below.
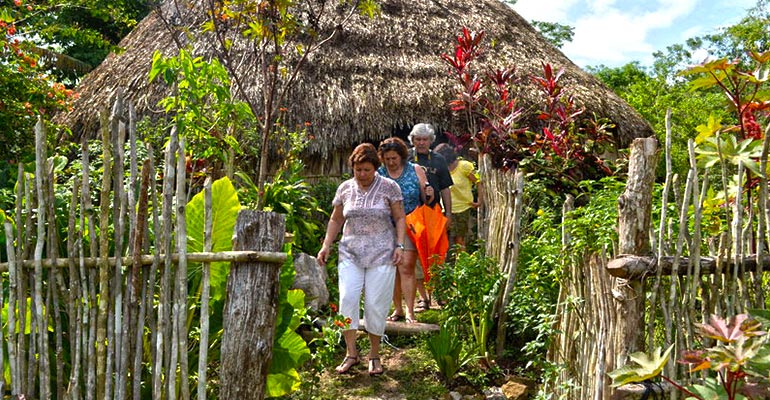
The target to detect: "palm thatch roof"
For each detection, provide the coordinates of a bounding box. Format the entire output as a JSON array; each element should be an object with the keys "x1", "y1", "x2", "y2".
[{"x1": 55, "y1": 0, "x2": 653, "y2": 176}]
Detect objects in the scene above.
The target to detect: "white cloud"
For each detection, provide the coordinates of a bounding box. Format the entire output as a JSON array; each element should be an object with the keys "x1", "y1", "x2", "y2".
[
  {"x1": 510, "y1": 0, "x2": 579, "y2": 23},
  {"x1": 509, "y1": 0, "x2": 754, "y2": 68},
  {"x1": 564, "y1": 10, "x2": 654, "y2": 66},
  {"x1": 641, "y1": 0, "x2": 697, "y2": 28}
]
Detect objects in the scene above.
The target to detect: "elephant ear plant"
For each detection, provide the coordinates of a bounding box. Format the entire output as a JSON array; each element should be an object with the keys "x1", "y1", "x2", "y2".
[{"x1": 609, "y1": 313, "x2": 770, "y2": 399}]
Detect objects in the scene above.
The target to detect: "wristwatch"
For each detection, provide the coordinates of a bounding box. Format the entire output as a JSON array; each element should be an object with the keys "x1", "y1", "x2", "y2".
[{"x1": 396, "y1": 243, "x2": 405, "y2": 250}]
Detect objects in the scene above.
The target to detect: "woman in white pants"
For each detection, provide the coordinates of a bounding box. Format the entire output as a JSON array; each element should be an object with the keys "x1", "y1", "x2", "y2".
[{"x1": 317, "y1": 143, "x2": 407, "y2": 376}]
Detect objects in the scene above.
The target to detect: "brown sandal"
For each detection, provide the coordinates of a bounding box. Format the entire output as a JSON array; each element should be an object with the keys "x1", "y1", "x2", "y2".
[
  {"x1": 335, "y1": 355, "x2": 359, "y2": 374},
  {"x1": 387, "y1": 313, "x2": 405, "y2": 322},
  {"x1": 368, "y1": 357, "x2": 384, "y2": 376}
]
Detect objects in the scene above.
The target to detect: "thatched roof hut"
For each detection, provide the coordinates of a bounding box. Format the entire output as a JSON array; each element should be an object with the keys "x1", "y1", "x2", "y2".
[{"x1": 55, "y1": 0, "x2": 653, "y2": 178}]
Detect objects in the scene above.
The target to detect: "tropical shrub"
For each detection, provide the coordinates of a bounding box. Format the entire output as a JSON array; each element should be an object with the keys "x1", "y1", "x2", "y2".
[
  {"x1": 441, "y1": 27, "x2": 619, "y2": 196},
  {"x1": 431, "y1": 249, "x2": 503, "y2": 367},
  {"x1": 609, "y1": 312, "x2": 770, "y2": 400},
  {"x1": 149, "y1": 48, "x2": 254, "y2": 174},
  {"x1": 688, "y1": 51, "x2": 770, "y2": 181}
]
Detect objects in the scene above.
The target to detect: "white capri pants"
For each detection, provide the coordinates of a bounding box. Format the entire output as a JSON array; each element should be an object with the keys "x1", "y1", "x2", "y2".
[{"x1": 337, "y1": 259, "x2": 396, "y2": 336}]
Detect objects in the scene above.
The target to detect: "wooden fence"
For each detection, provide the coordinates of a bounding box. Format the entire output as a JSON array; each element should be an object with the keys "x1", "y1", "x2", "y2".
[
  {"x1": 1, "y1": 93, "x2": 286, "y2": 400},
  {"x1": 545, "y1": 129, "x2": 770, "y2": 399}
]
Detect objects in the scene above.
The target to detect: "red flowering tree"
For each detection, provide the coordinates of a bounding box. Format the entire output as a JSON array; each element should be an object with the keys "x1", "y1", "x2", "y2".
[{"x1": 0, "y1": 6, "x2": 77, "y2": 161}]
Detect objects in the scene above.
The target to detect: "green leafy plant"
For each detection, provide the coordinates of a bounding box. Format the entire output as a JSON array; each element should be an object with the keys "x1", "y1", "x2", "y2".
[
  {"x1": 432, "y1": 249, "x2": 503, "y2": 367},
  {"x1": 267, "y1": 279, "x2": 312, "y2": 397},
  {"x1": 236, "y1": 159, "x2": 327, "y2": 255},
  {"x1": 694, "y1": 119, "x2": 764, "y2": 176},
  {"x1": 608, "y1": 344, "x2": 675, "y2": 386},
  {"x1": 426, "y1": 317, "x2": 476, "y2": 384},
  {"x1": 260, "y1": 247, "x2": 312, "y2": 398},
  {"x1": 687, "y1": 52, "x2": 770, "y2": 188},
  {"x1": 608, "y1": 313, "x2": 770, "y2": 399},
  {"x1": 149, "y1": 48, "x2": 252, "y2": 167}
]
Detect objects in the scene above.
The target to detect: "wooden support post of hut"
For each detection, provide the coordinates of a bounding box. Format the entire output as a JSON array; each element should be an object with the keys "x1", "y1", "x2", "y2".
[
  {"x1": 220, "y1": 211, "x2": 286, "y2": 400},
  {"x1": 606, "y1": 137, "x2": 658, "y2": 398}
]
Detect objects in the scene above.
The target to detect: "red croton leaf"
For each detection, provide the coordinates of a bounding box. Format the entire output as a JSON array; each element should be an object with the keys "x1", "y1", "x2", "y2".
[
  {"x1": 677, "y1": 349, "x2": 715, "y2": 373},
  {"x1": 696, "y1": 314, "x2": 753, "y2": 343}
]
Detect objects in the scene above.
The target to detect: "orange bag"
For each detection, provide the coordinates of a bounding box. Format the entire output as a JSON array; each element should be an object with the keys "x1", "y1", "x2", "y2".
[{"x1": 405, "y1": 204, "x2": 448, "y2": 282}]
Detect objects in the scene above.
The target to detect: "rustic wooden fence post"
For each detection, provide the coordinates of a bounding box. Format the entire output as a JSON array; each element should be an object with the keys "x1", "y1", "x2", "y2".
[
  {"x1": 220, "y1": 210, "x2": 286, "y2": 400},
  {"x1": 607, "y1": 137, "x2": 658, "y2": 397}
]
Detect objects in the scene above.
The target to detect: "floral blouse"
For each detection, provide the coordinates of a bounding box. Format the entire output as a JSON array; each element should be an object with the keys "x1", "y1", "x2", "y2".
[{"x1": 332, "y1": 174, "x2": 403, "y2": 267}]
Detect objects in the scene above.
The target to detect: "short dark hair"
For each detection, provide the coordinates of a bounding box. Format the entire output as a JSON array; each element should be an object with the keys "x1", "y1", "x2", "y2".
[
  {"x1": 434, "y1": 143, "x2": 457, "y2": 164},
  {"x1": 349, "y1": 143, "x2": 381, "y2": 169},
  {"x1": 377, "y1": 137, "x2": 409, "y2": 165}
]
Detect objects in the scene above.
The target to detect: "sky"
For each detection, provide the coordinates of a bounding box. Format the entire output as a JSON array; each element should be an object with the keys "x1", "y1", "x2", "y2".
[{"x1": 510, "y1": 0, "x2": 758, "y2": 69}]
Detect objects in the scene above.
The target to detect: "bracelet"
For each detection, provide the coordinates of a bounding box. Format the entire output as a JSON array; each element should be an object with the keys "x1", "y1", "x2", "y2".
[{"x1": 396, "y1": 243, "x2": 405, "y2": 250}]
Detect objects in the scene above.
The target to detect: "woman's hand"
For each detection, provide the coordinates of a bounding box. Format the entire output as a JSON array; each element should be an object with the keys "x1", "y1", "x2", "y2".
[
  {"x1": 392, "y1": 248, "x2": 404, "y2": 265},
  {"x1": 317, "y1": 245, "x2": 330, "y2": 266},
  {"x1": 425, "y1": 185, "x2": 435, "y2": 203}
]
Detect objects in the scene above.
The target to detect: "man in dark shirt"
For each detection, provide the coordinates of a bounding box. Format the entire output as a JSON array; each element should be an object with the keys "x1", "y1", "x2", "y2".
[
  {"x1": 407, "y1": 123, "x2": 453, "y2": 311},
  {"x1": 408, "y1": 123, "x2": 453, "y2": 221}
]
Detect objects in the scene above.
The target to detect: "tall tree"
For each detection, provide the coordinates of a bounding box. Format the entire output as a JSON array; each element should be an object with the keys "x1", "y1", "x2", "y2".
[{"x1": 158, "y1": 0, "x2": 379, "y2": 191}]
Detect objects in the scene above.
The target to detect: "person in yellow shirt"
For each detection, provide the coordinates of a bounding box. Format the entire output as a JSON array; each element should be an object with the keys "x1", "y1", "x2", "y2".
[{"x1": 434, "y1": 143, "x2": 482, "y2": 251}]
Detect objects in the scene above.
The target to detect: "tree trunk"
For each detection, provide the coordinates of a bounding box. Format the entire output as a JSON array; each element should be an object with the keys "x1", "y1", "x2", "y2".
[{"x1": 220, "y1": 210, "x2": 285, "y2": 400}]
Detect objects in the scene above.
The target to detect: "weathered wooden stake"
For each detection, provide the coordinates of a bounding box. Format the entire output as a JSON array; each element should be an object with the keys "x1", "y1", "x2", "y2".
[
  {"x1": 607, "y1": 137, "x2": 658, "y2": 399},
  {"x1": 220, "y1": 210, "x2": 285, "y2": 400}
]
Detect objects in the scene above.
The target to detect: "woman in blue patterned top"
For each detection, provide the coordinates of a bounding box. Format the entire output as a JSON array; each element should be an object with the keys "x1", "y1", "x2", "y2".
[{"x1": 377, "y1": 137, "x2": 432, "y2": 323}]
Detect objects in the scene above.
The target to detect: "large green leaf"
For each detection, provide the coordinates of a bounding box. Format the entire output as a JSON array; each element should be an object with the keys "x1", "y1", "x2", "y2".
[
  {"x1": 266, "y1": 289, "x2": 310, "y2": 398},
  {"x1": 186, "y1": 177, "x2": 241, "y2": 301},
  {"x1": 266, "y1": 369, "x2": 302, "y2": 398},
  {"x1": 608, "y1": 344, "x2": 674, "y2": 386},
  {"x1": 269, "y1": 325, "x2": 311, "y2": 373},
  {"x1": 686, "y1": 377, "x2": 747, "y2": 400}
]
